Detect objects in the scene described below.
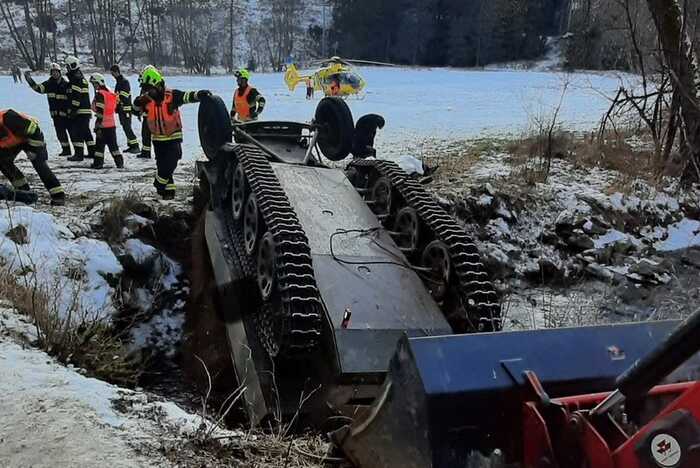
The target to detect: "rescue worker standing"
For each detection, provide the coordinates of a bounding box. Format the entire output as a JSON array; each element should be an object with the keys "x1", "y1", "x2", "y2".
[
  {"x1": 109, "y1": 65, "x2": 140, "y2": 154},
  {"x1": 133, "y1": 67, "x2": 211, "y2": 199},
  {"x1": 0, "y1": 109, "x2": 65, "y2": 205},
  {"x1": 230, "y1": 69, "x2": 265, "y2": 122},
  {"x1": 305, "y1": 77, "x2": 314, "y2": 99},
  {"x1": 24, "y1": 63, "x2": 74, "y2": 157},
  {"x1": 64, "y1": 56, "x2": 96, "y2": 161},
  {"x1": 88, "y1": 74, "x2": 124, "y2": 170},
  {"x1": 133, "y1": 66, "x2": 154, "y2": 159}
]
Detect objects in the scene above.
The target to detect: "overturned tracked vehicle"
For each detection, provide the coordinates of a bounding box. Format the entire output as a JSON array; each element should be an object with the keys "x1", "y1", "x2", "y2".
[{"x1": 190, "y1": 95, "x2": 501, "y2": 423}]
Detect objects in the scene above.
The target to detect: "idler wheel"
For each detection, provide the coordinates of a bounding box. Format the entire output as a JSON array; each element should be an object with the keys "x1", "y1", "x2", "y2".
[
  {"x1": 197, "y1": 94, "x2": 232, "y2": 160},
  {"x1": 369, "y1": 177, "x2": 392, "y2": 216},
  {"x1": 231, "y1": 164, "x2": 247, "y2": 221},
  {"x1": 257, "y1": 232, "x2": 276, "y2": 301},
  {"x1": 421, "y1": 240, "x2": 451, "y2": 301},
  {"x1": 393, "y1": 207, "x2": 420, "y2": 254},
  {"x1": 314, "y1": 97, "x2": 354, "y2": 161},
  {"x1": 243, "y1": 195, "x2": 261, "y2": 255}
]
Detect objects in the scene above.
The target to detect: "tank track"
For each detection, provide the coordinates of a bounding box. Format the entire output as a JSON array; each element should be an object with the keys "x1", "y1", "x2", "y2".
[
  {"x1": 232, "y1": 144, "x2": 324, "y2": 356},
  {"x1": 347, "y1": 159, "x2": 501, "y2": 332}
]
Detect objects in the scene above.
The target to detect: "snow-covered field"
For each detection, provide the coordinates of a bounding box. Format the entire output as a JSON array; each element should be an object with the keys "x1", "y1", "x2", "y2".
[
  {"x1": 2, "y1": 66, "x2": 697, "y2": 467},
  {"x1": 3, "y1": 67, "x2": 630, "y2": 160}
]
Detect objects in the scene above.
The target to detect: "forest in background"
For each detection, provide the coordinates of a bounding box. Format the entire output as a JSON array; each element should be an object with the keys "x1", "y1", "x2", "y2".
[{"x1": 0, "y1": 0, "x2": 665, "y2": 73}]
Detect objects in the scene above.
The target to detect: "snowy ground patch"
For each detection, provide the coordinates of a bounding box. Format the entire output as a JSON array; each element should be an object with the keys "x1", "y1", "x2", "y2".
[
  {"x1": 656, "y1": 218, "x2": 700, "y2": 252},
  {"x1": 0, "y1": 205, "x2": 121, "y2": 321},
  {"x1": 2, "y1": 67, "x2": 631, "y2": 162}
]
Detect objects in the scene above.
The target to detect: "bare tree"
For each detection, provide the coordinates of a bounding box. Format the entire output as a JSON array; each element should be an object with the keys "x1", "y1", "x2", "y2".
[
  {"x1": 0, "y1": 0, "x2": 54, "y2": 70},
  {"x1": 259, "y1": 0, "x2": 302, "y2": 71},
  {"x1": 84, "y1": 0, "x2": 119, "y2": 69},
  {"x1": 169, "y1": 0, "x2": 219, "y2": 73},
  {"x1": 646, "y1": 0, "x2": 700, "y2": 182}
]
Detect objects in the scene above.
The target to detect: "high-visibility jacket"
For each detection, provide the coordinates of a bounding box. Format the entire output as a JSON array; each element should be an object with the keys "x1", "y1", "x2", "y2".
[
  {"x1": 134, "y1": 88, "x2": 200, "y2": 142},
  {"x1": 234, "y1": 86, "x2": 253, "y2": 121},
  {"x1": 145, "y1": 90, "x2": 184, "y2": 142},
  {"x1": 28, "y1": 76, "x2": 70, "y2": 118},
  {"x1": 232, "y1": 85, "x2": 264, "y2": 122},
  {"x1": 114, "y1": 75, "x2": 133, "y2": 113},
  {"x1": 93, "y1": 88, "x2": 118, "y2": 128},
  {"x1": 0, "y1": 110, "x2": 41, "y2": 149},
  {"x1": 66, "y1": 71, "x2": 92, "y2": 116}
]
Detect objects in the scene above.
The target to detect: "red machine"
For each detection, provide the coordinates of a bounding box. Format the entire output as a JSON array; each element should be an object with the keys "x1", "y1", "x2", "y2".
[
  {"x1": 521, "y1": 312, "x2": 700, "y2": 468},
  {"x1": 335, "y1": 311, "x2": 700, "y2": 468}
]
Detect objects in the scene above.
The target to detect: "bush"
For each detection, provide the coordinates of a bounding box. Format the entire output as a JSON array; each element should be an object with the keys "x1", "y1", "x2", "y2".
[{"x1": 0, "y1": 266, "x2": 141, "y2": 385}]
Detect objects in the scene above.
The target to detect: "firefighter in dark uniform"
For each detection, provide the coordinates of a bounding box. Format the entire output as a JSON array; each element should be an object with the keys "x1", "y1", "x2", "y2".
[
  {"x1": 89, "y1": 74, "x2": 124, "y2": 170},
  {"x1": 64, "y1": 56, "x2": 96, "y2": 161},
  {"x1": 134, "y1": 66, "x2": 153, "y2": 159},
  {"x1": 109, "y1": 65, "x2": 140, "y2": 154},
  {"x1": 134, "y1": 67, "x2": 210, "y2": 199},
  {"x1": 230, "y1": 69, "x2": 266, "y2": 123},
  {"x1": 0, "y1": 109, "x2": 66, "y2": 205},
  {"x1": 352, "y1": 114, "x2": 385, "y2": 158},
  {"x1": 24, "y1": 63, "x2": 74, "y2": 157}
]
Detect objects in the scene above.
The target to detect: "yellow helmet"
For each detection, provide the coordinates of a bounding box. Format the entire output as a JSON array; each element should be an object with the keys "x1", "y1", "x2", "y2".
[
  {"x1": 235, "y1": 68, "x2": 251, "y2": 80},
  {"x1": 89, "y1": 73, "x2": 106, "y2": 87}
]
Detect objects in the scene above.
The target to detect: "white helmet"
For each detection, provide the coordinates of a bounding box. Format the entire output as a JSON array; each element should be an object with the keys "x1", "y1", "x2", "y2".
[
  {"x1": 65, "y1": 56, "x2": 80, "y2": 71},
  {"x1": 49, "y1": 62, "x2": 61, "y2": 72},
  {"x1": 89, "y1": 73, "x2": 106, "y2": 87}
]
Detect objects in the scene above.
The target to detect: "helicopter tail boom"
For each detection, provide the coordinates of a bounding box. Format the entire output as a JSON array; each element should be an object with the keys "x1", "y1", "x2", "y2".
[{"x1": 284, "y1": 64, "x2": 311, "y2": 92}]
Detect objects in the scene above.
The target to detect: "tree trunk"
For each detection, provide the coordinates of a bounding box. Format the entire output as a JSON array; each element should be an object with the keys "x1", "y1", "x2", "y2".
[
  {"x1": 646, "y1": 0, "x2": 700, "y2": 182},
  {"x1": 68, "y1": 0, "x2": 77, "y2": 57}
]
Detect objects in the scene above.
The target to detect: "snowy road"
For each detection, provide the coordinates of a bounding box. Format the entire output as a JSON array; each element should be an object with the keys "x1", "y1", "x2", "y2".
[{"x1": 2, "y1": 67, "x2": 630, "y2": 160}]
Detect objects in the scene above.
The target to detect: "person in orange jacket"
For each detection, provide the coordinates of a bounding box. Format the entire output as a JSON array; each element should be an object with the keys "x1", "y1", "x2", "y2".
[
  {"x1": 85, "y1": 73, "x2": 124, "y2": 169},
  {"x1": 0, "y1": 109, "x2": 65, "y2": 205},
  {"x1": 134, "y1": 67, "x2": 211, "y2": 199},
  {"x1": 230, "y1": 69, "x2": 266, "y2": 122}
]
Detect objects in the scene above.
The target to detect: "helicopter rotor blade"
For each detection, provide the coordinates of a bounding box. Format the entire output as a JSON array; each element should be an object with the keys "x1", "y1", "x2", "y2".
[{"x1": 342, "y1": 59, "x2": 397, "y2": 67}]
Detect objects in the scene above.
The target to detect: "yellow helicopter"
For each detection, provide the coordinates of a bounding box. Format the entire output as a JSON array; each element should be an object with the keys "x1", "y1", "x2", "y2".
[{"x1": 284, "y1": 56, "x2": 394, "y2": 98}]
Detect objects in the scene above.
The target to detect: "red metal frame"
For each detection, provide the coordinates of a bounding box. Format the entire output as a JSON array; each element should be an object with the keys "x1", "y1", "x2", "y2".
[{"x1": 522, "y1": 380, "x2": 700, "y2": 468}]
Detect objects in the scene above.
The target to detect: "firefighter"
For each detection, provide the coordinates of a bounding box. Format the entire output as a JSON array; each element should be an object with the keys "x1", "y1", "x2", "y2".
[
  {"x1": 88, "y1": 74, "x2": 124, "y2": 170},
  {"x1": 64, "y1": 56, "x2": 96, "y2": 161},
  {"x1": 230, "y1": 69, "x2": 266, "y2": 122},
  {"x1": 109, "y1": 64, "x2": 140, "y2": 154},
  {"x1": 352, "y1": 114, "x2": 385, "y2": 158},
  {"x1": 24, "y1": 63, "x2": 74, "y2": 157},
  {"x1": 133, "y1": 67, "x2": 211, "y2": 199},
  {"x1": 133, "y1": 66, "x2": 153, "y2": 159},
  {"x1": 305, "y1": 76, "x2": 314, "y2": 99},
  {"x1": 0, "y1": 109, "x2": 65, "y2": 205}
]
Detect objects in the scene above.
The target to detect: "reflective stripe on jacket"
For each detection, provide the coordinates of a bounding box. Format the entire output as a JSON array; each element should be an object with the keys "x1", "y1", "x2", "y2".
[
  {"x1": 234, "y1": 86, "x2": 252, "y2": 121},
  {"x1": 0, "y1": 110, "x2": 38, "y2": 149},
  {"x1": 94, "y1": 89, "x2": 118, "y2": 128},
  {"x1": 145, "y1": 90, "x2": 183, "y2": 141}
]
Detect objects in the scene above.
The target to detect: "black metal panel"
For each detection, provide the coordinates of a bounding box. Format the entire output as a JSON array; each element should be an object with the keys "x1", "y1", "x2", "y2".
[
  {"x1": 312, "y1": 255, "x2": 449, "y2": 331},
  {"x1": 335, "y1": 328, "x2": 446, "y2": 376}
]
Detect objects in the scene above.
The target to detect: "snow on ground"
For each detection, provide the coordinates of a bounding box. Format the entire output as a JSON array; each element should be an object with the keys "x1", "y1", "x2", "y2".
[
  {"x1": 0, "y1": 312, "x2": 242, "y2": 468},
  {"x1": 3, "y1": 67, "x2": 630, "y2": 162},
  {"x1": 656, "y1": 218, "x2": 700, "y2": 251},
  {"x1": 0, "y1": 205, "x2": 121, "y2": 321}
]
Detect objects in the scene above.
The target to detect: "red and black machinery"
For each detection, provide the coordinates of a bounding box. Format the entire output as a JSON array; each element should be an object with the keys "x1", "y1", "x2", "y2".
[{"x1": 335, "y1": 310, "x2": 700, "y2": 468}]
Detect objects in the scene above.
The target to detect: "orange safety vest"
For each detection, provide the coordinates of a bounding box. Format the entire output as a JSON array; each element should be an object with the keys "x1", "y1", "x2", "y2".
[
  {"x1": 0, "y1": 110, "x2": 29, "y2": 149},
  {"x1": 94, "y1": 89, "x2": 118, "y2": 128},
  {"x1": 145, "y1": 90, "x2": 183, "y2": 141},
  {"x1": 234, "y1": 86, "x2": 252, "y2": 121}
]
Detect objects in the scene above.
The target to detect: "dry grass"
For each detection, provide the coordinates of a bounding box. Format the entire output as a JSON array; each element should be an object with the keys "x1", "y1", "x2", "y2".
[
  {"x1": 0, "y1": 264, "x2": 141, "y2": 385},
  {"x1": 504, "y1": 128, "x2": 662, "y2": 190},
  {"x1": 101, "y1": 190, "x2": 145, "y2": 243},
  {"x1": 506, "y1": 130, "x2": 573, "y2": 162},
  {"x1": 163, "y1": 431, "x2": 337, "y2": 468},
  {"x1": 422, "y1": 138, "x2": 505, "y2": 182}
]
